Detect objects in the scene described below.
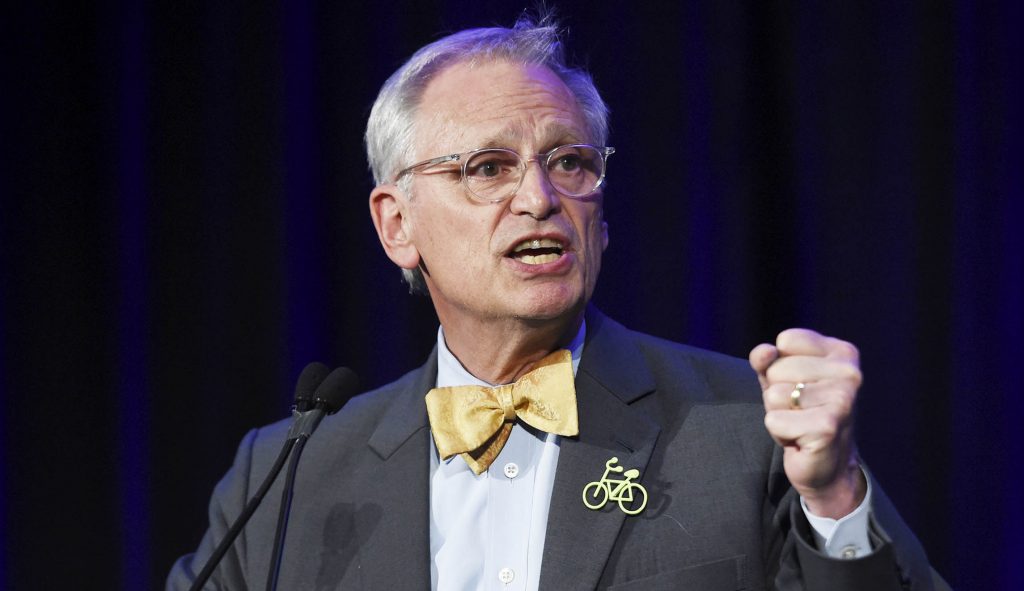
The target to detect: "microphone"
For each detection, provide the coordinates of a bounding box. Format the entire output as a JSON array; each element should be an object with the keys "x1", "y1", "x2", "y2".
[
  {"x1": 285, "y1": 366, "x2": 357, "y2": 438},
  {"x1": 266, "y1": 367, "x2": 359, "y2": 591},
  {"x1": 188, "y1": 362, "x2": 331, "y2": 591},
  {"x1": 293, "y1": 362, "x2": 332, "y2": 412}
]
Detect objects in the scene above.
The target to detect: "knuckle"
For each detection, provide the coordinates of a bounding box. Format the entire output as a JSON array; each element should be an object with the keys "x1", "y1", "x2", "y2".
[
  {"x1": 834, "y1": 390, "x2": 855, "y2": 417},
  {"x1": 819, "y1": 416, "x2": 839, "y2": 440},
  {"x1": 839, "y1": 363, "x2": 863, "y2": 385},
  {"x1": 776, "y1": 328, "x2": 803, "y2": 349},
  {"x1": 832, "y1": 339, "x2": 860, "y2": 362}
]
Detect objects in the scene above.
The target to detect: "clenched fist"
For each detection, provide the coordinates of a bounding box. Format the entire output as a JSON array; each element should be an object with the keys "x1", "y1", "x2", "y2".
[{"x1": 750, "y1": 329, "x2": 867, "y2": 519}]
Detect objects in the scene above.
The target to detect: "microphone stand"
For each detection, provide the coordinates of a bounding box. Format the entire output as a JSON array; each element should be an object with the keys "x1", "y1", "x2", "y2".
[
  {"x1": 189, "y1": 365, "x2": 353, "y2": 590},
  {"x1": 188, "y1": 438, "x2": 297, "y2": 591},
  {"x1": 264, "y1": 405, "x2": 327, "y2": 591},
  {"x1": 187, "y1": 362, "x2": 330, "y2": 591}
]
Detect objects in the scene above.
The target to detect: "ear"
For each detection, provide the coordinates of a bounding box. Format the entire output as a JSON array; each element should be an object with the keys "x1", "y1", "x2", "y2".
[{"x1": 369, "y1": 184, "x2": 421, "y2": 270}]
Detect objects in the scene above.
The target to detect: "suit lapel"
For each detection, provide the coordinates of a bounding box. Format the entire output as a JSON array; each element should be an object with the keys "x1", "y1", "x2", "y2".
[
  {"x1": 539, "y1": 310, "x2": 662, "y2": 590},
  {"x1": 356, "y1": 351, "x2": 437, "y2": 590}
]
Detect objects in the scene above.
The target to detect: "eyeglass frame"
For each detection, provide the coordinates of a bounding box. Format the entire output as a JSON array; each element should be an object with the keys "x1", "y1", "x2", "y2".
[{"x1": 391, "y1": 143, "x2": 616, "y2": 203}]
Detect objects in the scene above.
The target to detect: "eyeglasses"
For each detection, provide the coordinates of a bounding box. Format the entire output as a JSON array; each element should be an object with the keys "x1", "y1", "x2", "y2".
[{"x1": 393, "y1": 144, "x2": 615, "y2": 203}]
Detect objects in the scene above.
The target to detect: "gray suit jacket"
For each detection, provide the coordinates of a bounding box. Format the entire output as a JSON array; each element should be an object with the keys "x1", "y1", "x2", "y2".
[{"x1": 168, "y1": 310, "x2": 936, "y2": 590}]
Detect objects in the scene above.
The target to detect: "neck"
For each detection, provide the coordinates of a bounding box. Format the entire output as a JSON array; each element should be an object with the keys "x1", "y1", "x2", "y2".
[{"x1": 439, "y1": 310, "x2": 584, "y2": 384}]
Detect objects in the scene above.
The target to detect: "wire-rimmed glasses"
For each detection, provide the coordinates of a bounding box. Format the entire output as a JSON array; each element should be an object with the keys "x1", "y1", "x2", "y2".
[{"x1": 393, "y1": 144, "x2": 615, "y2": 203}]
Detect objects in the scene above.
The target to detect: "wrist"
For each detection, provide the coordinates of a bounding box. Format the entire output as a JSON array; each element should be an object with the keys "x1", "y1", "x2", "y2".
[{"x1": 801, "y1": 463, "x2": 867, "y2": 519}]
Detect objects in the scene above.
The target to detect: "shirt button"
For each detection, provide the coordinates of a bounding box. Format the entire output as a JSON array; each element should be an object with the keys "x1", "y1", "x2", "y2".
[
  {"x1": 503, "y1": 462, "x2": 519, "y2": 479},
  {"x1": 840, "y1": 545, "x2": 859, "y2": 559},
  {"x1": 498, "y1": 567, "x2": 515, "y2": 584}
]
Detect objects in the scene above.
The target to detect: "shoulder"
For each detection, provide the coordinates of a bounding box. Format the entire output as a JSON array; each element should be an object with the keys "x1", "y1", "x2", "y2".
[
  {"x1": 333, "y1": 363, "x2": 429, "y2": 424},
  {"x1": 586, "y1": 309, "x2": 760, "y2": 404},
  {"x1": 632, "y1": 330, "x2": 759, "y2": 402},
  {"x1": 246, "y1": 358, "x2": 435, "y2": 460}
]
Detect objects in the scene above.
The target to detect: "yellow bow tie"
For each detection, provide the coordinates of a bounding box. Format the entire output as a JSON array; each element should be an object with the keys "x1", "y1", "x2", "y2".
[{"x1": 425, "y1": 349, "x2": 579, "y2": 475}]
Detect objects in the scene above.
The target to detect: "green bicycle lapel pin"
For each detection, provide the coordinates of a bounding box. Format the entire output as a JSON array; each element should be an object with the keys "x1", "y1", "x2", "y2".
[{"x1": 582, "y1": 457, "x2": 649, "y2": 515}]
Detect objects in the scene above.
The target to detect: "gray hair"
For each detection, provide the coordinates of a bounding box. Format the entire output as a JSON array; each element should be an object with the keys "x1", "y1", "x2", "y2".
[{"x1": 364, "y1": 13, "x2": 610, "y2": 293}]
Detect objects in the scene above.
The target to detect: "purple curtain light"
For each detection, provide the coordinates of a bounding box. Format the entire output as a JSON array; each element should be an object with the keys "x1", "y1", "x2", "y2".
[{"x1": 2, "y1": 2, "x2": 1020, "y2": 588}]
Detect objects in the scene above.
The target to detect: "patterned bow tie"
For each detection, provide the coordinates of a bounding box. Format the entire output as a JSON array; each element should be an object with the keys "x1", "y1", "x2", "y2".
[{"x1": 425, "y1": 349, "x2": 579, "y2": 475}]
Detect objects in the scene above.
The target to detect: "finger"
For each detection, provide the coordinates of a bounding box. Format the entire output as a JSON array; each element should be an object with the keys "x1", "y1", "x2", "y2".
[
  {"x1": 764, "y1": 356, "x2": 862, "y2": 387},
  {"x1": 822, "y1": 337, "x2": 859, "y2": 363},
  {"x1": 777, "y1": 329, "x2": 859, "y2": 362},
  {"x1": 749, "y1": 343, "x2": 779, "y2": 389},
  {"x1": 763, "y1": 381, "x2": 856, "y2": 412},
  {"x1": 763, "y1": 382, "x2": 815, "y2": 411},
  {"x1": 775, "y1": 328, "x2": 828, "y2": 356},
  {"x1": 764, "y1": 407, "x2": 844, "y2": 449}
]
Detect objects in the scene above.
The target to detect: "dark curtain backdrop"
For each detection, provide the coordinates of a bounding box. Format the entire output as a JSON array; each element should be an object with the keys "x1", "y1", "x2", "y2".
[{"x1": 2, "y1": 1, "x2": 1021, "y2": 589}]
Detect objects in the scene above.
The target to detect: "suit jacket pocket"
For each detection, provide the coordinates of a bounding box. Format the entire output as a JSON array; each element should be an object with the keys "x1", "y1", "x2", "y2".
[{"x1": 604, "y1": 555, "x2": 743, "y2": 591}]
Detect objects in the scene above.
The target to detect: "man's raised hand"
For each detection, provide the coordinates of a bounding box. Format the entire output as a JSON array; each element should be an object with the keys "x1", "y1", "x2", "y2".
[{"x1": 750, "y1": 329, "x2": 866, "y2": 518}]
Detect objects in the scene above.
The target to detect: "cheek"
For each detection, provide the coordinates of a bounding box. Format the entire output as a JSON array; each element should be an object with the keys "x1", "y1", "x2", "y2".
[{"x1": 413, "y1": 199, "x2": 496, "y2": 268}]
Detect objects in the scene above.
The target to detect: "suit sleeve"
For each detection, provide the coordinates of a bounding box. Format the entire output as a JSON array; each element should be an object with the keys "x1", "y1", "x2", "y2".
[
  {"x1": 166, "y1": 428, "x2": 259, "y2": 591},
  {"x1": 766, "y1": 443, "x2": 938, "y2": 591}
]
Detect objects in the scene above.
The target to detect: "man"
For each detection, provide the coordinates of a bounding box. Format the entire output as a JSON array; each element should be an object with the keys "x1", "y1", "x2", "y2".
[{"x1": 169, "y1": 15, "x2": 940, "y2": 590}]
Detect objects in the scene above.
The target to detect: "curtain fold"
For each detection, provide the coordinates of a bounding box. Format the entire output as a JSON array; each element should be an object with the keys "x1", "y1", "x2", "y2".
[{"x1": 2, "y1": 2, "x2": 1019, "y2": 588}]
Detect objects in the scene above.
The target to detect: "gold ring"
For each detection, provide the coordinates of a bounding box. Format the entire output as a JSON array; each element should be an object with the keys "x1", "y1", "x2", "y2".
[{"x1": 790, "y1": 383, "x2": 805, "y2": 409}]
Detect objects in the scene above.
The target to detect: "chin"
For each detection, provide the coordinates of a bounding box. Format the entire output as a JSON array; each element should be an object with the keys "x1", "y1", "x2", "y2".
[{"x1": 512, "y1": 285, "x2": 587, "y2": 323}]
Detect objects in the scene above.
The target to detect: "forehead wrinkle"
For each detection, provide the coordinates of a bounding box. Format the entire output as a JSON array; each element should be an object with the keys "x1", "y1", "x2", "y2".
[
  {"x1": 476, "y1": 122, "x2": 585, "y2": 152},
  {"x1": 418, "y1": 112, "x2": 584, "y2": 158}
]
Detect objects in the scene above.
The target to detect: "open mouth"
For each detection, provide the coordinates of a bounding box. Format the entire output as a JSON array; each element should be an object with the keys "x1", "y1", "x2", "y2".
[{"x1": 509, "y1": 238, "x2": 565, "y2": 265}]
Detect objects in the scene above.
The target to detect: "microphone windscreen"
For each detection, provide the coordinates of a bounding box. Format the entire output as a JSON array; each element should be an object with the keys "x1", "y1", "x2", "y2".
[
  {"x1": 313, "y1": 367, "x2": 360, "y2": 414},
  {"x1": 294, "y1": 362, "x2": 331, "y2": 411}
]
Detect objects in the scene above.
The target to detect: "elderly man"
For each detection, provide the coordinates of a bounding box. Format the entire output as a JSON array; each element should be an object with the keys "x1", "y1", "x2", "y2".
[{"x1": 169, "y1": 15, "x2": 939, "y2": 591}]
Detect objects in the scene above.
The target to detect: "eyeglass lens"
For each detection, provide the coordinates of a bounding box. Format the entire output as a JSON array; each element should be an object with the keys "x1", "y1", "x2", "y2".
[{"x1": 463, "y1": 145, "x2": 605, "y2": 201}]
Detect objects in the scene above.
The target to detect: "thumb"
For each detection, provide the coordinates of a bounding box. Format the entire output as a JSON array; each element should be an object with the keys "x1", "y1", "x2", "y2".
[{"x1": 749, "y1": 343, "x2": 779, "y2": 390}]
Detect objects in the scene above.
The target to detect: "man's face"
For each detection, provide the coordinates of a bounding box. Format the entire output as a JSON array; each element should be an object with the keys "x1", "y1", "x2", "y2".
[{"x1": 400, "y1": 60, "x2": 608, "y2": 328}]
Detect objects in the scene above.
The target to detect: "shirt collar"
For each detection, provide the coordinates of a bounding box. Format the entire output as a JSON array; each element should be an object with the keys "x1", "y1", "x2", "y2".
[{"x1": 435, "y1": 320, "x2": 586, "y2": 388}]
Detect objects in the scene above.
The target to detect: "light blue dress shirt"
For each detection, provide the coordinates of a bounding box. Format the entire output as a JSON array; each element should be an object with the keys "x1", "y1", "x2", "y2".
[{"x1": 429, "y1": 323, "x2": 585, "y2": 591}]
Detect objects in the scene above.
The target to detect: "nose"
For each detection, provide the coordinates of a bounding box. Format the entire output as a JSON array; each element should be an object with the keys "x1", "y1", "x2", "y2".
[{"x1": 508, "y1": 158, "x2": 561, "y2": 219}]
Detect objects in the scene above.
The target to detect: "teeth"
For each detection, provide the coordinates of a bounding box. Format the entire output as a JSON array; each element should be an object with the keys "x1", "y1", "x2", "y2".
[
  {"x1": 519, "y1": 253, "x2": 561, "y2": 265},
  {"x1": 512, "y1": 238, "x2": 563, "y2": 253}
]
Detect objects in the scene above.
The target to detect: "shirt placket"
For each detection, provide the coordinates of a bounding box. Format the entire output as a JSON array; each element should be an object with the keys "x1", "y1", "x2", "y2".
[{"x1": 484, "y1": 424, "x2": 534, "y2": 590}]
